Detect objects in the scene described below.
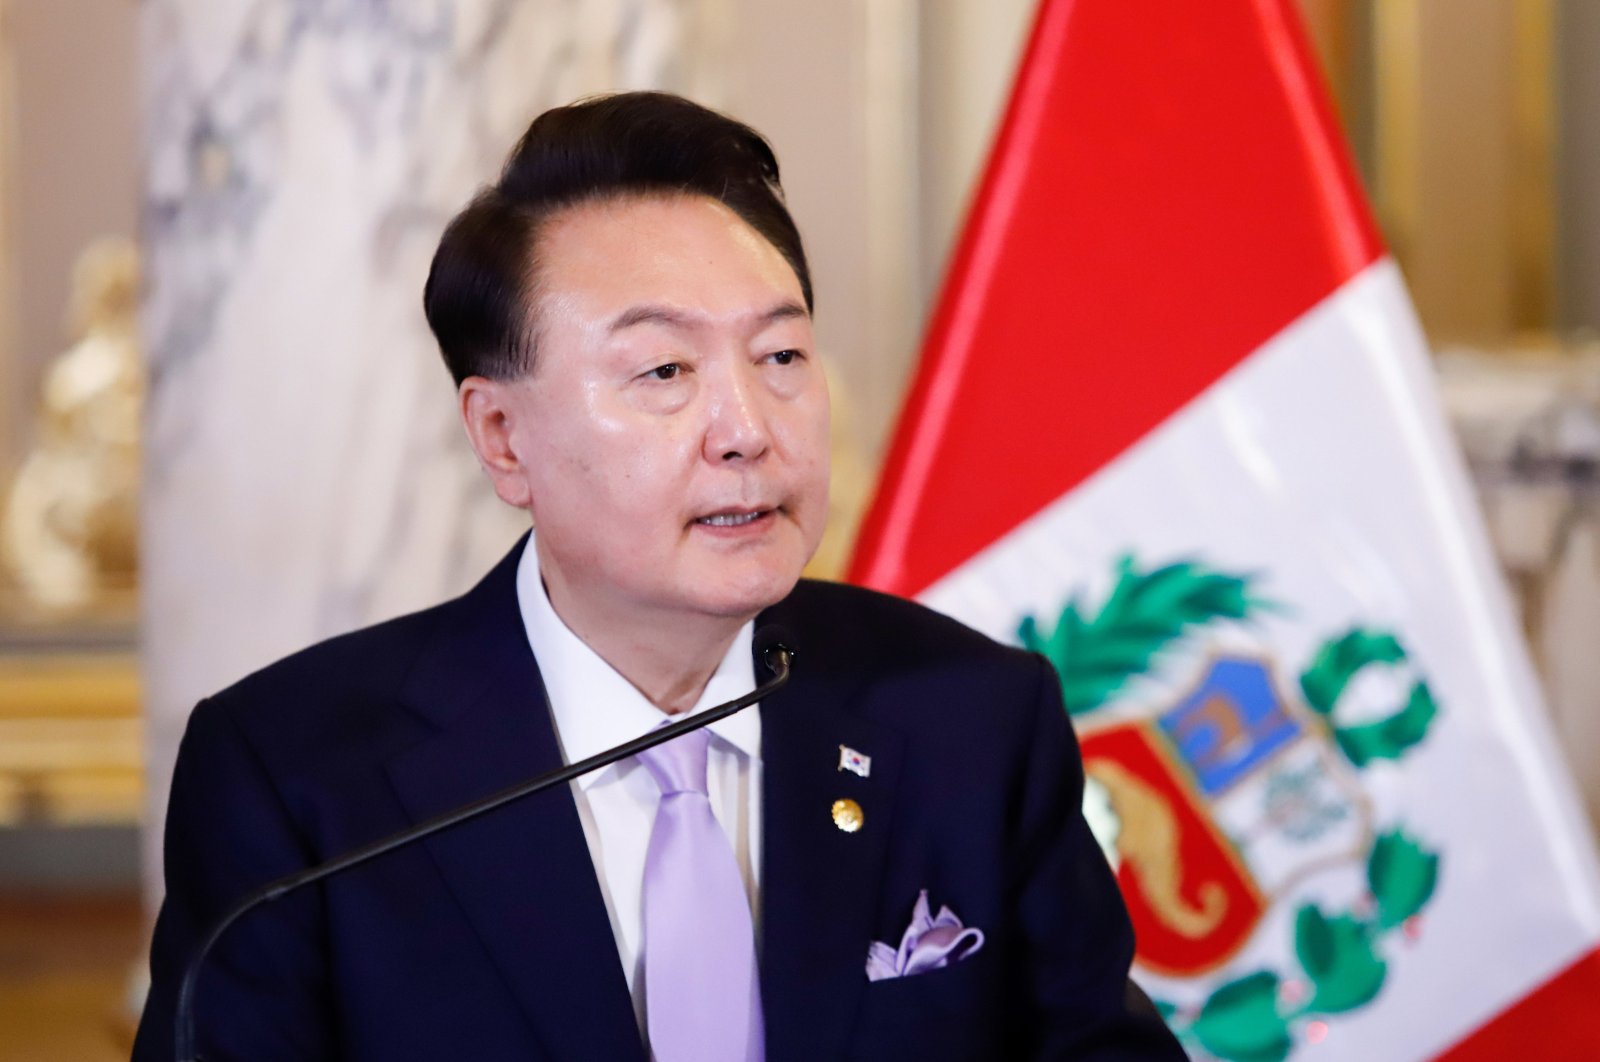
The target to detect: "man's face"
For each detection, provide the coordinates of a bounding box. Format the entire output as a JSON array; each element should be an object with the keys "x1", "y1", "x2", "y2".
[{"x1": 496, "y1": 194, "x2": 830, "y2": 627}]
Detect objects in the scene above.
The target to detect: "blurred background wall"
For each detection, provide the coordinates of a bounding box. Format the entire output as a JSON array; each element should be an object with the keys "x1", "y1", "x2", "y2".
[{"x1": 3, "y1": 1, "x2": 1600, "y2": 1058}]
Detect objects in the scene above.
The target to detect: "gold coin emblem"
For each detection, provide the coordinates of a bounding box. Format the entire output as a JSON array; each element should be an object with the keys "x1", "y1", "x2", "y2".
[{"x1": 831, "y1": 798, "x2": 864, "y2": 833}]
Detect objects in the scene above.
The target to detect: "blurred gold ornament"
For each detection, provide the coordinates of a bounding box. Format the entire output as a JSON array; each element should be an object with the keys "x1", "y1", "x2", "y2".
[
  {"x1": 2, "y1": 237, "x2": 143, "y2": 612},
  {"x1": 830, "y1": 797, "x2": 864, "y2": 833}
]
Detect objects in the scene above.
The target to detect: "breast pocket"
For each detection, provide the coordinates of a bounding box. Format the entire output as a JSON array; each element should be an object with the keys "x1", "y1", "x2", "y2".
[{"x1": 850, "y1": 950, "x2": 1001, "y2": 1062}]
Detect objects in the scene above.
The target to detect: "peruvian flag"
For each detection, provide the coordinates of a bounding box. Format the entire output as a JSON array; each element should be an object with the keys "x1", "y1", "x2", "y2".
[{"x1": 849, "y1": 1, "x2": 1600, "y2": 1059}]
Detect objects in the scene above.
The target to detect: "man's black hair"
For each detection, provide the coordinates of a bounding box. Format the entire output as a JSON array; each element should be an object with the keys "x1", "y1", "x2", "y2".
[{"x1": 423, "y1": 91, "x2": 812, "y2": 385}]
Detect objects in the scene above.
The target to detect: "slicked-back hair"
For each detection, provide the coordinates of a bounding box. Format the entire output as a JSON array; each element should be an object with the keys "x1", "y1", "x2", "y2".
[{"x1": 423, "y1": 92, "x2": 813, "y2": 385}]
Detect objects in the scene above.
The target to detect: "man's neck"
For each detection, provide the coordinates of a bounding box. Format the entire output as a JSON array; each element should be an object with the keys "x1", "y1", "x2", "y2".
[{"x1": 537, "y1": 565, "x2": 747, "y2": 717}]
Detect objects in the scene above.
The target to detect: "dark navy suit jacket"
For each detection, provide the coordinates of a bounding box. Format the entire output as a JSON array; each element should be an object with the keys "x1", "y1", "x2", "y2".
[{"x1": 135, "y1": 538, "x2": 1186, "y2": 1060}]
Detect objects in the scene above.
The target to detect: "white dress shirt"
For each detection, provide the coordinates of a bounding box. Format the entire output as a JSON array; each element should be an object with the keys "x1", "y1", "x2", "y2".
[{"x1": 514, "y1": 539, "x2": 763, "y2": 1032}]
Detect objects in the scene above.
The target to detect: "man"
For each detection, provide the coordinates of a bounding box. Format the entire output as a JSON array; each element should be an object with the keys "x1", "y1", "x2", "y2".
[{"x1": 135, "y1": 92, "x2": 1186, "y2": 1060}]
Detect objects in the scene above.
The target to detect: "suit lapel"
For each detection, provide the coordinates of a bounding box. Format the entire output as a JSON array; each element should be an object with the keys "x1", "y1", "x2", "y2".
[
  {"x1": 755, "y1": 599, "x2": 906, "y2": 1062},
  {"x1": 384, "y1": 539, "x2": 644, "y2": 1062}
]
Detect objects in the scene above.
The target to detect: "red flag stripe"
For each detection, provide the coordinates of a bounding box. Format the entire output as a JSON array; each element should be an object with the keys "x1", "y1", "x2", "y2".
[
  {"x1": 1434, "y1": 947, "x2": 1600, "y2": 1060},
  {"x1": 849, "y1": 0, "x2": 1383, "y2": 597}
]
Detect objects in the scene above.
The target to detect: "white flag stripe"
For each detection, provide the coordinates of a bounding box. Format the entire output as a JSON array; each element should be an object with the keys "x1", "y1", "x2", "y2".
[{"x1": 919, "y1": 259, "x2": 1600, "y2": 1059}]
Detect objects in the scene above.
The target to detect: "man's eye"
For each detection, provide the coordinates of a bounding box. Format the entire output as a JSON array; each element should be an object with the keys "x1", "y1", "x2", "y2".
[
  {"x1": 769, "y1": 349, "x2": 801, "y2": 365},
  {"x1": 647, "y1": 363, "x2": 682, "y2": 381}
]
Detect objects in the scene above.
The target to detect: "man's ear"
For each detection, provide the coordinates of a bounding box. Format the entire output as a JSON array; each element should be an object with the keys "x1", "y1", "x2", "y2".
[{"x1": 459, "y1": 376, "x2": 533, "y2": 509}]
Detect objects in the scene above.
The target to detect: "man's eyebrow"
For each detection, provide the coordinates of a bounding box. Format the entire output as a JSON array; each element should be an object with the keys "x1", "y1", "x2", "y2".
[
  {"x1": 606, "y1": 300, "x2": 810, "y2": 334},
  {"x1": 759, "y1": 301, "x2": 809, "y2": 325}
]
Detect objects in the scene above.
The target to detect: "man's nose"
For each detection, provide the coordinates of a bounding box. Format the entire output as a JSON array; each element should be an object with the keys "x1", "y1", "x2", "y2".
[{"x1": 703, "y1": 363, "x2": 772, "y2": 463}]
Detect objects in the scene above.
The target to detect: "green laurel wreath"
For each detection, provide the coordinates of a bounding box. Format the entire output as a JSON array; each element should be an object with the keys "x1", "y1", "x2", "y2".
[
  {"x1": 1298, "y1": 629, "x2": 1439, "y2": 766},
  {"x1": 1017, "y1": 555, "x2": 1270, "y2": 715},
  {"x1": 1166, "y1": 828, "x2": 1439, "y2": 1062},
  {"x1": 1021, "y1": 557, "x2": 1442, "y2": 1061}
]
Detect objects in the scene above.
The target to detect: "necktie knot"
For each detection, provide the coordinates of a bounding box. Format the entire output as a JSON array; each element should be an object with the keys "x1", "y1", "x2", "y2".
[{"x1": 637, "y1": 726, "x2": 711, "y2": 797}]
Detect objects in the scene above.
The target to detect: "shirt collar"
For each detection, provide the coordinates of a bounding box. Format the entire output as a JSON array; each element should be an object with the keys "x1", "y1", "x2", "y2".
[{"x1": 515, "y1": 535, "x2": 760, "y2": 789}]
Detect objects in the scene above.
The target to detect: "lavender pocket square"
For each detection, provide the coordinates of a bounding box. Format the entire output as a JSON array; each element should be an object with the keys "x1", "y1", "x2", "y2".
[{"x1": 865, "y1": 890, "x2": 985, "y2": 982}]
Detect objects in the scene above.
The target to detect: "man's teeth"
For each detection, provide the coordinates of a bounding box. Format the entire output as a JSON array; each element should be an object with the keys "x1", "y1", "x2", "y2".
[{"x1": 697, "y1": 511, "x2": 764, "y2": 527}]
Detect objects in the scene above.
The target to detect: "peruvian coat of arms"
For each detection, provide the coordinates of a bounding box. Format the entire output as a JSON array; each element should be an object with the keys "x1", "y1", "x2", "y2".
[{"x1": 1018, "y1": 557, "x2": 1442, "y2": 1062}]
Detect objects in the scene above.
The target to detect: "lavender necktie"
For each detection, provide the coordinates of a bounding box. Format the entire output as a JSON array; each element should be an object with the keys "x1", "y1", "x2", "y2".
[{"x1": 636, "y1": 728, "x2": 764, "y2": 1062}]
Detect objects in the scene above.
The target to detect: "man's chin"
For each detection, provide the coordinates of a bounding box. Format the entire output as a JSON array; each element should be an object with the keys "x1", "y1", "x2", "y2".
[{"x1": 692, "y1": 568, "x2": 804, "y2": 621}]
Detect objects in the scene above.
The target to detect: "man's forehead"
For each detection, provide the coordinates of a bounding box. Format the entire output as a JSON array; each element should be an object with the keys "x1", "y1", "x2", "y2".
[{"x1": 536, "y1": 194, "x2": 809, "y2": 325}]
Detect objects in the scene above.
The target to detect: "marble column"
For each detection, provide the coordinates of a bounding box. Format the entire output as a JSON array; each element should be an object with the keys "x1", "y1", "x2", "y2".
[{"x1": 140, "y1": 0, "x2": 702, "y2": 905}]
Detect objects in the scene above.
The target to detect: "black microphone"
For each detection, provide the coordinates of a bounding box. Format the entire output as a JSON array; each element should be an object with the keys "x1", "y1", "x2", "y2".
[{"x1": 173, "y1": 627, "x2": 798, "y2": 1062}]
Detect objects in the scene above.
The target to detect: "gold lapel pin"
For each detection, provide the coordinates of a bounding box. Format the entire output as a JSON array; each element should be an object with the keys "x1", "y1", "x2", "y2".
[{"x1": 831, "y1": 798, "x2": 865, "y2": 833}]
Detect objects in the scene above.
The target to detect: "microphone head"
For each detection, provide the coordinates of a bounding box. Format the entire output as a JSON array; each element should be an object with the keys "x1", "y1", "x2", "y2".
[{"x1": 753, "y1": 624, "x2": 798, "y2": 677}]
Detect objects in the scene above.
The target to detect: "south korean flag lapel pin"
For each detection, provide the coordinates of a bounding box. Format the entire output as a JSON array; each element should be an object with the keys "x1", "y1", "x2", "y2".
[{"x1": 837, "y1": 744, "x2": 871, "y2": 779}]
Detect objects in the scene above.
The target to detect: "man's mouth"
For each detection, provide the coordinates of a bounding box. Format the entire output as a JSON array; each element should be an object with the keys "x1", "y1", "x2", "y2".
[{"x1": 693, "y1": 509, "x2": 772, "y2": 528}]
